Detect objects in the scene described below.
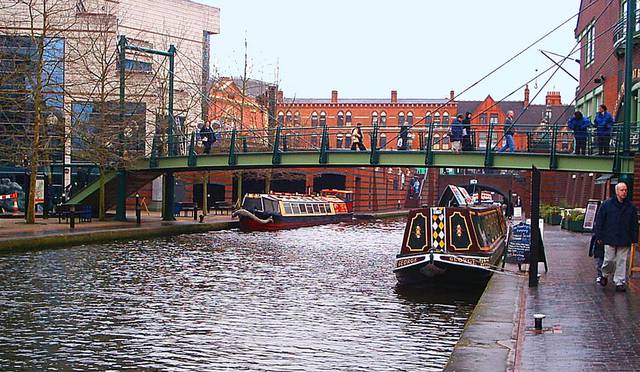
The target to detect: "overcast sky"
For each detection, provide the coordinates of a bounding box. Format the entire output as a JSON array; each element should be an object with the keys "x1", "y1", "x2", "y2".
[{"x1": 201, "y1": 0, "x2": 581, "y2": 104}]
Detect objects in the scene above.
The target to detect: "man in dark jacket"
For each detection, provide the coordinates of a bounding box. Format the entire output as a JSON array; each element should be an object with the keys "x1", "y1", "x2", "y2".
[
  {"x1": 449, "y1": 114, "x2": 464, "y2": 153},
  {"x1": 567, "y1": 111, "x2": 591, "y2": 155},
  {"x1": 498, "y1": 110, "x2": 515, "y2": 152},
  {"x1": 594, "y1": 182, "x2": 639, "y2": 291},
  {"x1": 200, "y1": 122, "x2": 216, "y2": 154},
  {"x1": 594, "y1": 104, "x2": 613, "y2": 155},
  {"x1": 462, "y1": 112, "x2": 473, "y2": 151}
]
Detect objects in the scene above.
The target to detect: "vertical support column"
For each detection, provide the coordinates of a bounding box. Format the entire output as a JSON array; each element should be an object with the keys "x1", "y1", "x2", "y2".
[
  {"x1": 115, "y1": 170, "x2": 127, "y2": 221},
  {"x1": 529, "y1": 166, "x2": 541, "y2": 287},
  {"x1": 549, "y1": 122, "x2": 558, "y2": 169},
  {"x1": 168, "y1": 44, "x2": 176, "y2": 157},
  {"x1": 370, "y1": 123, "x2": 379, "y2": 165},
  {"x1": 272, "y1": 125, "x2": 282, "y2": 165},
  {"x1": 203, "y1": 173, "x2": 208, "y2": 216},
  {"x1": 425, "y1": 122, "x2": 434, "y2": 165},
  {"x1": 623, "y1": 0, "x2": 637, "y2": 155},
  {"x1": 484, "y1": 122, "x2": 494, "y2": 168},
  {"x1": 162, "y1": 172, "x2": 176, "y2": 221}
]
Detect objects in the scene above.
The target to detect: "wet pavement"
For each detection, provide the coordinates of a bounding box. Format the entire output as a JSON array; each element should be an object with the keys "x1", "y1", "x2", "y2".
[{"x1": 448, "y1": 224, "x2": 640, "y2": 371}]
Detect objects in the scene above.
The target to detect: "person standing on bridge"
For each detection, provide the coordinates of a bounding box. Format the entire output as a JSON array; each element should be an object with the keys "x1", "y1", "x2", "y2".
[
  {"x1": 462, "y1": 112, "x2": 473, "y2": 151},
  {"x1": 498, "y1": 110, "x2": 515, "y2": 153},
  {"x1": 449, "y1": 114, "x2": 464, "y2": 153},
  {"x1": 594, "y1": 104, "x2": 614, "y2": 155},
  {"x1": 200, "y1": 121, "x2": 216, "y2": 154},
  {"x1": 567, "y1": 111, "x2": 591, "y2": 155},
  {"x1": 594, "y1": 181, "x2": 638, "y2": 292},
  {"x1": 350, "y1": 122, "x2": 366, "y2": 151}
]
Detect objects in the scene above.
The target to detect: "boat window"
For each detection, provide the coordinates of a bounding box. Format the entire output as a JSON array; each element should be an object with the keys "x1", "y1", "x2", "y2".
[
  {"x1": 263, "y1": 199, "x2": 279, "y2": 213},
  {"x1": 318, "y1": 204, "x2": 326, "y2": 213},
  {"x1": 325, "y1": 203, "x2": 331, "y2": 212},
  {"x1": 292, "y1": 203, "x2": 301, "y2": 214},
  {"x1": 299, "y1": 204, "x2": 307, "y2": 214},
  {"x1": 284, "y1": 202, "x2": 293, "y2": 214},
  {"x1": 313, "y1": 204, "x2": 321, "y2": 213},
  {"x1": 242, "y1": 197, "x2": 263, "y2": 212},
  {"x1": 306, "y1": 204, "x2": 314, "y2": 213}
]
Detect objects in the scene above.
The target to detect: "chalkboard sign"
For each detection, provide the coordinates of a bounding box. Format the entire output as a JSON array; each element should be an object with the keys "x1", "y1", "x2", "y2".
[{"x1": 506, "y1": 222, "x2": 531, "y2": 264}]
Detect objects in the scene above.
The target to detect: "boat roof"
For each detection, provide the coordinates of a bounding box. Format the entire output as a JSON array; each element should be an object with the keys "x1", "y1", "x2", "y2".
[{"x1": 244, "y1": 192, "x2": 343, "y2": 203}]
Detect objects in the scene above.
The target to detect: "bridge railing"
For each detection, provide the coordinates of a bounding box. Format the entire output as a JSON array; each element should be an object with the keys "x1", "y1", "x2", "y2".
[{"x1": 151, "y1": 122, "x2": 640, "y2": 160}]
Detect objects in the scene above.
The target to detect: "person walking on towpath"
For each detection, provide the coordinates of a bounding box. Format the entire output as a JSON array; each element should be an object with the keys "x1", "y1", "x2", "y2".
[
  {"x1": 568, "y1": 111, "x2": 591, "y2": 155},
  {"x1": 498, "y1": 110, "x2": 515, "y2": 153},
  {"x1": 350, "y1": 122, "x2": 366, "y2": 151},
  {"x1": 449, "y1": 114, "x2": 464, "y2": 153},
  {"x1": 594, "y1": 182, "x2": 638, "y2": 292},
  {"x1": 594, "y1": 104, "x2": 614, "y2": 155}
]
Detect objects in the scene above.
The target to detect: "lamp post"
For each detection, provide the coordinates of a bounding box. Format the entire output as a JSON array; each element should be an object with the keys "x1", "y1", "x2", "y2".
[{"x1": 135, "y1": 193, "x2": 141, "y2": 225}]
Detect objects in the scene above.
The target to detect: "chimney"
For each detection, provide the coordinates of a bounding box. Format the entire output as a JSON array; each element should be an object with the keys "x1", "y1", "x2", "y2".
[
  {"x1": 450, "y1": 90, "x2": 455, "y2": 100},
  {"x1": 391, "y1": 90, "x2": 398, "y2": 103},
  {"x1": 331, "y1": 90, "x2": 338, "y2": 103},
  {"x1": 545, "y1": 91, "x2": 561, "y2": 106},
  {"x1": 524, "y1": 85, "x2": 530, "y2": 107},
  {"x1": 277, "y1": 90, "x2": 283, "y2": 103}
]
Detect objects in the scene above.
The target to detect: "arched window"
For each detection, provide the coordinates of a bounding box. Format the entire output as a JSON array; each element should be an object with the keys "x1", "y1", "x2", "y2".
[
  {"x1": 320, "y1": 111, "x2": 327, "y2": 126},
  {"x1": 345, "y1": 111, "x2": 352, "y2": 126},
  {"x1": 311, "y1": 111, "x2": 318, "y2": 127},
  {"x1": 371, "y1": 111, "x2": 378, "y2": 126},
  {"x1": 337, "y1": 111, "x2": 344, "y2": 127},
  {"x1": 407, "y1": 111, "x2": 414, "y2": 126},
  {"x1": 380, "y1": 133, "x2": 387, "y2": 148},
  {"x1": 336, "y1": 133, "x2": 344, "y2": 148},
  {"x1": 398, "y1": 111, "x2": 405, "y2": 126},
  {"x1": 345, "y1": 133, "x2": 352, "y2": 147},
  {"x1": 433, "y1": 134, "x2": 441, "y2": 150},
  {"x1": 278, "y1": 111, "x2": 284, "y2": 126},
  {"x1": 294, "y1": 112, "x2": 301, "y2": 126},
  {"x1": 380, "y1": 111, "x2": 387, "y2": 126},
  {"x1": 442, "y1": 111, "x2": 450, "y2": 125},
  {"x1": 434, "y1": 112, "x2": 441, "y2": 125},
  {"x1": 425, "y1": 112, "x2": 432, "y2": 125},
  {"x1": 286, "y1": 111, "x2": 292, "y2": 125}
]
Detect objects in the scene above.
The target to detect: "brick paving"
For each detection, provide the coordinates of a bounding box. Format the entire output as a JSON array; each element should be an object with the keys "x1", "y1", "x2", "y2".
[{"x1": 519, "y1": 225, "x2": 640, "y2": 371}]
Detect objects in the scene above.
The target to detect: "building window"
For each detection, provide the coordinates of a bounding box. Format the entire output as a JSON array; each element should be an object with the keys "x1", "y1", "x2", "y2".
[
  {"x1": 582, "y1": 22, "x2": 595, "y2": 67},
  {"x1": 442, "y1": 112, "x2": 450, "y2": 125},
  {"x1": 286, "y1": 111, "x2": 292, "y2": 125},
  {"x1": 311, "y1": 135, "x2": 319, "y2": 147},
  {"x1": 337, "y1": 111, "x2": 344, "y2": 127},
  {"x1": 380, "y1": 133, "x2": 387, "y2": 148},
  {"x1": 294, "y1": 111, "x2": 301, "y2": 126},
  {"x1": 407, "y1": 112, "x2": 413, "y2": 126},
  {"x1": 434, "y1": 112, "x2": 441, "y2": 125},
  {"x1": 345, "y1": 134, "x2": 352, "y2": 147},
  {"x1": 380, "y1": 111, "x2": 387, "y2": 126},
  {"x1": 425, "y1": 112, "x2": 432, "y2": 125},
  {"x1": 371, "y1": 111, "x2": 378, "y2": 126},
  {"x1": 490, "y1": 113, "x2": 499, "y2": 125},
  {"x1": 479, "y1": 113, "x2": 487, "y2": 124},
  {"x1": 278, "y1": 112, "x2": 284, "y2": 126},
  {"x1": 320, "y1": 111, "x2": 326, "y2": 126},
  {"x1": 123, "y1": 59, "x2": 152, "y2": 73},
  {"x1": 336, "y1": 134, "x2": 344, "y2": 148},
  {"x1": 398, "y1": 111, "x2": 405, "y2": 126},
  {"x1": 345, "y1": 111, "x2": 352, "y2": 126},
  {"x1": 311, "y1": 111, "x2": 318, "y2": 127}
]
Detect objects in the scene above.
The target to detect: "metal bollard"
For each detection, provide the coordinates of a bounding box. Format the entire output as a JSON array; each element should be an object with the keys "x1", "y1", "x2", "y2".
[
  {"x1": 135, "y1": 193, "x2": 141, "y2": 226},
  {"x1": 534, "y1": 313, "x2": 545, "y2": 330},
  {"x1": 69, "y1": 204, "x2": 75, "y2": 229},
  {"x1": 193, "y1": 203, "x2": 198, "y2": 221}
]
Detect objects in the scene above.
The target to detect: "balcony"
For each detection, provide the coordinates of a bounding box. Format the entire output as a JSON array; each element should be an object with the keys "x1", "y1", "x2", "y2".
[{"x1": 613, "y1": 10, "x2": 640, "y2": 50}]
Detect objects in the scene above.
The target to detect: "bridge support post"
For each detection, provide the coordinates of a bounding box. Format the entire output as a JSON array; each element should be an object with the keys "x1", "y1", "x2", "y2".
[
  {"x1": 549, "y1": 123, "x2": 558, "y2": 169},
  {"x1": 529, "y1": 166, "x2": 541, "y2": 287},
  {"x1": 370, "y1": 124, "x2": 379, "y2": 165},
  {"x1": 229, "y1": 129, "x2": 237, "y2": 166},
  {"x1": 115, "y1": 170, "x2": 127, "y2": 222},
  {"x1": 188, "y1": 131, "x2": 197, "y2": 167},
  {"x1": 272, "y1": 125, "x2": 282, "y2": 165},
  {"x1": 623, "y1": 0, "x2": 636, "y2": 155},
  {"x1": 162, "y1": 172, "x2": 176, "y2": 221},
  {"x1": 319, "y1": 125, "x2": 328, "y2": 164},
  {"x1": 484, "y1": 123, "x2": 494, "y2": 168},
  {"x1": 425, "y1": 122, "x2": 434, "y2": 165}
]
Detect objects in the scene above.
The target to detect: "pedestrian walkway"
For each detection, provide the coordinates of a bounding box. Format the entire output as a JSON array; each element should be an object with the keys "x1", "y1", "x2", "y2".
[{"x1": 447, "y1": 225, "x2": 640, "y2": 371}]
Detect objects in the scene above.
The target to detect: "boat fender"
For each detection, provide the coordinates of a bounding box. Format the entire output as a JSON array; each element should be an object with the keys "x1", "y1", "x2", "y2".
[
  {"x1": 231, "y1": 208, "x2": 274, "y2": 224},
  {"x1": 429, "y1": 251, "x2": 434, "y2": 265}
]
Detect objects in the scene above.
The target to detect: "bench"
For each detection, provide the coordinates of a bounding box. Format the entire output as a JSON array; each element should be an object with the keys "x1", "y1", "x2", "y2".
[
  {"x1": 56, "y1": 204, "x2": 92, "y2": 223},
  {"x1": 210, "y1": 200, "x2": 233, "y2": 215},
  {"x1": 174, "y1": 202, "x2": 196, "y2": 217}
]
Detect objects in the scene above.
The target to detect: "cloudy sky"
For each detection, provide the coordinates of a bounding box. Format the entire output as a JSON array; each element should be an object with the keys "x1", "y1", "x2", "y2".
[{"x1": 201, "y1": 0, "x2": 582, "y2": 104}]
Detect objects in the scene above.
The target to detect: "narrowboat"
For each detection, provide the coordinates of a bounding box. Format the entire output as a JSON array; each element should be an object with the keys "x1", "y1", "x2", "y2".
[
  {"x1": 232, "y1": 190, "x2": 354, "y2": 232},
  {"x1": 394, "y1": 185, "x2": 508, "y2": 284}
]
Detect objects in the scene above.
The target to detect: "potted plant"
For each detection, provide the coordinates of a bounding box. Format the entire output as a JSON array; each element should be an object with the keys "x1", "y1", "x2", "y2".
[{"x1": 567, "y1": 210, "x2": 587, "y2": 232}]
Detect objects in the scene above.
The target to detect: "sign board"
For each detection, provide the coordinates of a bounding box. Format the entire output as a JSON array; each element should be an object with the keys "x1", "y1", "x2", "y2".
[
  {"x1": 506, "y1": 222, "x2": 531, "y2": 264},
  {"x1": 470, "y1": 179, "x2": 478, "y2": 184},
  {"x1": 513, "y1": 207, "x2": 522, "y2": 220},
  {"x1": 449, "y1": 185, "x2": 467, "y2": 206},
  {"x1": 35, "y1": 178, "x2": 45, "y2": 203},
  {"x1": 458, "y1": 187, "x2": 473, "y2": 204},
  {"x1": 583, "y1": 200, "x2": 600, "y2": 230}
]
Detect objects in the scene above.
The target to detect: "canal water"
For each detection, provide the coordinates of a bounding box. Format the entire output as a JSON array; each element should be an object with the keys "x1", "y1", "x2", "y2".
[{"x1": 0, "y1": 218, "x2": 483, "y2": 370}]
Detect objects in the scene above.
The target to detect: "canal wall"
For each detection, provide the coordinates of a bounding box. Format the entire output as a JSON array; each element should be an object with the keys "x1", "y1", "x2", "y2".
[
  {"x1": 0, "y1": 221, "x2": 239, "y2": 253},
  {"x1": 445, "y1": 266, "x2": 525, "y2": 371}
]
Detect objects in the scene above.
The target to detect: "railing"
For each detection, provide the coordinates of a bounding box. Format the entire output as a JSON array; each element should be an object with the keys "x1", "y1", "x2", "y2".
[
  {"x1": 149, "y1": 122, "x2": 640, "y2": 168},
  {"x1": 613, "y1": 9, "x2": 640, "y2": 47}
]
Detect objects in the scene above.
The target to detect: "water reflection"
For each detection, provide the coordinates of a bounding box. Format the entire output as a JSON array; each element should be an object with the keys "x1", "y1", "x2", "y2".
[{"x1": 0, "y1": 218, "x2": 481, "y2": 370}]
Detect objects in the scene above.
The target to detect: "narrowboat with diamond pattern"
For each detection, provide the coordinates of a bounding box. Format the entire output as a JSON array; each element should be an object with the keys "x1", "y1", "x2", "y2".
[{"x1": 394, "y1": 185, "x2": 508, "y2": 284}]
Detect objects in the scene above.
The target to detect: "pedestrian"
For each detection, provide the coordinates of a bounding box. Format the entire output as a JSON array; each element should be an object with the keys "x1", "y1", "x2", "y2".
[
  {"x1": 594, "y1": 182, "x2": 638, "y2": 292},
  {"x1": 567, "y1": 111, "x2": 591, "y2": 155},
  {"x1": 498, "y1": 110, "x2": 516, "y2": 152},
  {"x1": 200, "y1": 121, "x2": 215, "y2": 154},
  {"x1": 594, "y1": 104, "x2": 613, "y2": 155},
  {"x1": 350, "y1": 122, "x2": 366, "y2": 151},
  {"x1": 589, "y1": 234, "x2": 605, "y2": 285},
  {"x1": 449, "y1": 114, "x2": 464, "y2": 153},
  {"x1": 397, "y1": 124, "x2": 409, "y2": 150},
  {"x1": 462, "y1": 111, "x2": 473, "y2": 151}
]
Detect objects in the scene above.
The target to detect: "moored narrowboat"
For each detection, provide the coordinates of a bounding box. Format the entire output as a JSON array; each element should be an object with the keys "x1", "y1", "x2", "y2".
[
  {"x1": 394, "y1": 185, "x2": 508, "y2": 284},
  {"x1": 233, "y1": 190, "x2": 353, "y2": 231}
]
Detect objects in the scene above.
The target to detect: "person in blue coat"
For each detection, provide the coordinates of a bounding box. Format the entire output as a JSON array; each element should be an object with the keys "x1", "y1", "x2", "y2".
[
  {"x1": 594, "y1": 182, "x2": 639, "y2": 291},
  {"x1": 449, "y1": 114, "x2": 464, "y2": 153},
  {"x1": 567, "y1": 111, "x2": 591, "y2": 155},
  {"x1": 594, "y1": 104, "x2": 614, "y2": 155}
]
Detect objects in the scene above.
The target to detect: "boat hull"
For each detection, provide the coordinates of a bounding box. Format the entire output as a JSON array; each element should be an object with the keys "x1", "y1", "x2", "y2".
[
  {"x1": 239, "y1": 213, "x2": 353, "y2": 232},
  {"x1": 394, "y1": 247, "x2": 505, "y2": 285}
]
